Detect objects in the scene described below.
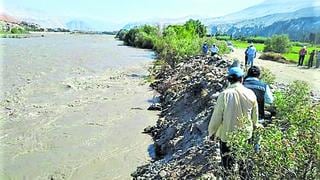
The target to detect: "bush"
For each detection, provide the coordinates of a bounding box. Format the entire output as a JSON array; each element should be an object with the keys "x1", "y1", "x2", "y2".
[
  {"x1": 264, "y1": 34, "x2": 291, "y2": 53},
  {"x1": 122, "y1": 25, "x2": 159, "y2": 49},
  {"x1": 117, "y1": 20, "x2": 228, "y2": 67},
  {"x1": 10, "y1": 27, "x2": 26, "y2": 34},
  {"x1": 185, "y1": 19, "x2": 207, "y2": 38},
  {"x1": 259, "y1": 52, "x2": 288, "y2": 63},
  {"x1": 115, "y1": 29, "x2": 128, "y2": 40},
  {"x1": 228, "y1": 81, "x2": 320, "y2": 179},
  {"x1": 260, "y1": 68, "x2": 276, "y2": 85},
  {"x1": 246, "y1": 36, "x2": 267, "y2": 44}
]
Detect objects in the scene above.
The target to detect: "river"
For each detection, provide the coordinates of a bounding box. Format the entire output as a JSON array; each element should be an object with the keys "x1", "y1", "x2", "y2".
[{"x1": 0, "y1": 34, "x2": 157, "y2": 179}]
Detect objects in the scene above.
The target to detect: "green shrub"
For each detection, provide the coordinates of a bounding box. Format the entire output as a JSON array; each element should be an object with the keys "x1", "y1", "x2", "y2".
[
  {"x1": 10, "y1": 27, "x2": 26, "y2": 34},
  {"x1": 260, "y1": 68, "x2": 276, "y2": 85},
  {"x1": 246, "y1": 36, "x2": 267, "y2": 44},
  {"x1": 185, "y1": 19, "x2": 207, "y2": 38},
  {"x1": 118, "y1": 20, "x2": 228, "y2": 67},
  {"x1": 122, "y1": 25, "x2": 159, "y2": 49},
  {"x1": 228, "y1": 81, "x2": 320, "y2": 179},
  {"x1": 115, "y1": 29, "x2": 128, "y2": 40},
  {"x1": 264, "y1": 34, "x2": 291, "y2": 53}
]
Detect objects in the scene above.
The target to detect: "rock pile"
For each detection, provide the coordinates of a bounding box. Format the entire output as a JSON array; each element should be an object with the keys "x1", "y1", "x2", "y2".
[
  {"x1": 133, "y1": 55, "x2": 232, "y2": 179},
  {"x1": 133, "y1": 55, "x2": 319, "y2": 179}
]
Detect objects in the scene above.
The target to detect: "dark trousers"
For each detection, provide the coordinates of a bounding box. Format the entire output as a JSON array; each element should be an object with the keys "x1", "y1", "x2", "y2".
[
  {"x1": 220, "y1": 141, "x2": 234, "y2": 170},
  {"x1": 316, "y1": 59, "x2": 320, "y2": 68},
  {"x1": 211, "y1": 52, "x2": 218, "y2": 56},
  {"x1": 298, "y1": 55, "x2": 305, "y2": 66},
  {"x1": 220, "y1": 140, "x2": 252, "y2": 180},
  {"x1": 308, "y1": 58, "x2": 314, "y2": 68}
]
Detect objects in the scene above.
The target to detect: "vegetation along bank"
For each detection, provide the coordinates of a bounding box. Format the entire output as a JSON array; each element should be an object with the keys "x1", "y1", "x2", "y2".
[{"x1": 116, "y1": 20, "x2": 320, "y2": 179}]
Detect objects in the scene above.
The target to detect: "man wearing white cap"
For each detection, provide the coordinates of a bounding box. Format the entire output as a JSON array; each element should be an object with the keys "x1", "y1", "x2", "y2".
[
  {"x1": 208, "y1": 67, "x2": 259, "y2": 178},
  {"x1": 298, "y1": 46, "x2": 307, "y2": 66}
]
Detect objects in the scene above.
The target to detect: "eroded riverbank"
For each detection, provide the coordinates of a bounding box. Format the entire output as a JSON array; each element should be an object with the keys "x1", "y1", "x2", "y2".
[{"x1": 0, "y1": 34, "x2": 157, "y2": 179}]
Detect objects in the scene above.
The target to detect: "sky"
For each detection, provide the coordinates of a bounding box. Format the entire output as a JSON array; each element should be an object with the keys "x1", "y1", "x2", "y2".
[{"x1": 2, "y1": 0, "x2": 265, "y2": 23}]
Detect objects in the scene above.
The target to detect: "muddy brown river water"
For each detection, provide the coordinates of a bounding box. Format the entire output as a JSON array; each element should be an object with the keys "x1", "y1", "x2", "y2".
[{"x1": 0, "y1": 34, "x2": 158, "y2": 179}]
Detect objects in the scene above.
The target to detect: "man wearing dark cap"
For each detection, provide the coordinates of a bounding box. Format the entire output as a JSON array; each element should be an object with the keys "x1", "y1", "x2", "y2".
[
  {"x1": 243, "y1": 66, "x2": 273, "y2": 121},
  {"x1": 208, "y1": 67, "x2": 259, "y2": 175}
]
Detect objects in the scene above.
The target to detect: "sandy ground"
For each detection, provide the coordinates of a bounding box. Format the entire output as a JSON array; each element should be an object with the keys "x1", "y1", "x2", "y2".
[
  {"x1": 0, "y1": 35, "x2": 158, "y2": 179},
  {"x1": 226, "y1": 49, "x2": 320, "y2": 91}
]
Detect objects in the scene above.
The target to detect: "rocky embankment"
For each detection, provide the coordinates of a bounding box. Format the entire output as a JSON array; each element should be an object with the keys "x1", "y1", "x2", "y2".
[
  {"x1": 132, "y1": 55, "x2": 320, "y2": 179},
  {"x1": 132, "y1": 56, "x2": 232, "y2": 179}
]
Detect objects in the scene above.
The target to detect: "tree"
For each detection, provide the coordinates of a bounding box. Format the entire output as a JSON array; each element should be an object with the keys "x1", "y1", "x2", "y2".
[
  {"x1": 185, "y1": 19, "x2": 207, "y2": 38},
  {"x1": 264, "y1": 34, "x2": 291, "y2": 53}
]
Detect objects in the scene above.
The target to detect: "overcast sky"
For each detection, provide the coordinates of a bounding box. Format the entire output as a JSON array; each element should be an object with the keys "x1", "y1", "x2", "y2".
[{"x1": 2, "y1": 0, "x2": 265, "y2": 23}]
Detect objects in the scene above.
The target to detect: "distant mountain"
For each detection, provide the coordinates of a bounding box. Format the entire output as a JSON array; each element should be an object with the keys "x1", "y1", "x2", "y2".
[
  {"x1": 122, "y1": 0, "x2": 320, "y2": 41},
  {"x1": 208, "y1": 6, "x2": 320, "y2": 40},
  {"x1": 66, "y1": 20, "x2": 92, "y2": 31},
  {"x1": 2, "y1": 7, "x2": 122, "y2": 31},
  {"x1": 122, "y1": 15, "x2": 205, "y2": 30},
  {"x1": 0, "y1": 13, "x2": 20, "y2": 23},
  {"x1": 204, "y1": 0, "x2": 320, "y2": 24}
]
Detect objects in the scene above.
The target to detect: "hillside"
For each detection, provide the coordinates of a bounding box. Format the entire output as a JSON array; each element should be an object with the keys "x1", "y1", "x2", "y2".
[
  {"x1": 205, "y1": 0, "x2": 320, "y2": 24},
  {"x1": 122, "y1": 0, "x2": 320, "y2": 41},
  {"x1": 208, "y1": 7, "x2": 320, "y2": 40}
]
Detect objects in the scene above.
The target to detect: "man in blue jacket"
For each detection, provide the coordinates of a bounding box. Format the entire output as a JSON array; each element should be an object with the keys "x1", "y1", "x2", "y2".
[
  {"x1": 243, "y1": 66, "x2": 274, "y2": 121},
  {"x1": 202, "y1": 42, "x2": 209, "y2": 55}
]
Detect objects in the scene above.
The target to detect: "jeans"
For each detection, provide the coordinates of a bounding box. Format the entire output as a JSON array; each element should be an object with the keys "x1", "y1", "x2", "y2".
[
  {"x1": 298, "y1": 55, "x2": 305, "y2": 66},
  {"x1": 247, "y1": 56, "x2": 254, "y2": 67},
  {"x1": 245, "y1": 55, "x2": 248, "y2": 66}
]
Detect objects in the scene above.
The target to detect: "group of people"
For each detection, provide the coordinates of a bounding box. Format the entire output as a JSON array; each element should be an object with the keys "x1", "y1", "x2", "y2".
[
  {"x1": 298, "y1": 46, "x2": 320, "y2": 68},
  {"x1": 208, "y1": 64, "x2": 273, "y2": 179},
  {"x1": 202, "y1": 42, "x2": 219, "y2": 56},
  {"x1": 202, "y1": 42, "x2": 259, "y2": 69}
]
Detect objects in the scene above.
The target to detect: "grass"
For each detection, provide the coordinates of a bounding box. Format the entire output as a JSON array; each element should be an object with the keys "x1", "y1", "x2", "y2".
[
  {"x1": 231, "y1": 40, "x2": 265, "y2": 52},
  {"x1": 283, "y1": 47, "x2": 319, "y2": 64},
  {"x1": 229, "y1": 39, "x2": 320, "y2": 63}
]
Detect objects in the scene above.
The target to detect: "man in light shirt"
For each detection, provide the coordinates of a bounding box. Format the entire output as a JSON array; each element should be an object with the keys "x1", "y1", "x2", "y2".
[
  {"x1": 208, "y1": 67, "x2": 259, "y2": 176},
  {"x1": 210, "y1": 44, "x2": 219, "y2": 56}
]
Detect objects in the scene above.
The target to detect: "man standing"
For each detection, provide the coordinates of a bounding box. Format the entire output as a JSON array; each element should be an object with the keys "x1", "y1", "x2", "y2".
[
  {"x1": 298, "y1": 46, "x2": 307, "y2": 66},
  {"x1": 308, "y1": 50, "x2": 316, "y2": 68},
  {"x1": 202, "y1": 42, "x2": 209, "y2": 55},
  {"x1": 244, "y1": 46, "x2": 250, "y2": 66},
  {"x1": 208, "y1": 67, "x2": 259, "y2": 173},
  {"x1": 210, "y1": 44, "x2": 219, "y2": 56},
  {"x1": 246, "y1": 43, "x2": 257, "y2": 67},
  {"x1": 243, "y1": 66, "x2": 274, "y2": 121}
]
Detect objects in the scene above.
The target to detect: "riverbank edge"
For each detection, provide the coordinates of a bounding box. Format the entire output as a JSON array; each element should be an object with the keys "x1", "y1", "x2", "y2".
[{"x1": 128, "y1": 48, "x2": 320, "y2": 178}]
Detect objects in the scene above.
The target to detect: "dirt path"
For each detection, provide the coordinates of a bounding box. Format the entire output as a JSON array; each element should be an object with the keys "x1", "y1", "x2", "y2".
[{"x1": 226, "y1": 48, "x2": 320, "y2": 91}]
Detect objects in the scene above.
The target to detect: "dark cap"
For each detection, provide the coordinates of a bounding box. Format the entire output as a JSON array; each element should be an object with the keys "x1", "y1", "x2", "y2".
[{"x1": 247, "y1": 66, "x2": 261, "y2": 77}]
